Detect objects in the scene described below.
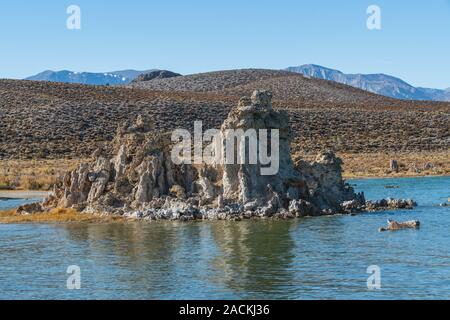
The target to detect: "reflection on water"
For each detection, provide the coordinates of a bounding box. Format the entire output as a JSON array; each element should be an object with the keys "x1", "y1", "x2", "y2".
[
  {"x1": 210, "y1": 221, "x2": 296, "y2": 299},
  {"x1": 55, "y1": 221, "x2": 299, "y2": 299},
  {"x1": 0, "y1": 176, "x2": 449, "y2": 299}
]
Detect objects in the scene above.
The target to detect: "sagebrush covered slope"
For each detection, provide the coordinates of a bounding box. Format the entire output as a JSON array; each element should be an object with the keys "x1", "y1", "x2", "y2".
[{"x1": 0, "y1": 69, "x2": 449, "y2": 160}]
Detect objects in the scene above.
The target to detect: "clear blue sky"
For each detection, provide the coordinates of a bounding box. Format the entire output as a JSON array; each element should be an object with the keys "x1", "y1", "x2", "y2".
[{"x1": 0, "y1": 0, "x2": 449, "y2": 88}]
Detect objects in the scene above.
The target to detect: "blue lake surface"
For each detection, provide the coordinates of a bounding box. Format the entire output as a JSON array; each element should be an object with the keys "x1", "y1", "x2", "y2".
[
  {"x1": 0, "y1": 197, "x2": 42, "y2": 211},
  {"x1": 0, "y1": 176, "x2": 449, "y2": 300}
]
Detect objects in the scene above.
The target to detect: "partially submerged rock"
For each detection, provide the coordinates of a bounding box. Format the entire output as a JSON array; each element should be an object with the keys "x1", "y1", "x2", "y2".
[
  {"x1": 34, "y1": 90, "x2": 415, "y2": 221},
  {"x1": 365, "y1": 198, "x2": 417, "y2": 212},
  {"x1": 379, "y1": 219, "x2": 420, "y2": 232},
  {"x1": 384, "y1": 185, "x2": 400, "y2": 189},
  {"x1": 16, "y1": 202, "x2": 46, "y2": 215}
]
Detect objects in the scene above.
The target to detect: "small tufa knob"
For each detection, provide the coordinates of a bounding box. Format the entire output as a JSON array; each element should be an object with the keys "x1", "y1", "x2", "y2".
[{"x1": 251, "y1": 90, "x2": 273, "y2": 109}]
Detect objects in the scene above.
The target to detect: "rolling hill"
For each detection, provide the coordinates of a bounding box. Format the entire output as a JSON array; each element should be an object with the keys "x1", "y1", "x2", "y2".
[
  {"x1": 129, "y1": 69, "x2": 392, "y2": 104},
  {"x1": 1, "y1": 69, "x2": 448, "y2": 161},
  {"x1": 25, "y1": 66, "x2": 450, "y2": 102}
]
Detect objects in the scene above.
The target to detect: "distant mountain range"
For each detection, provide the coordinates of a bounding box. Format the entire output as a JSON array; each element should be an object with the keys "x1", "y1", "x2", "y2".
[
  {"x1": 286, "y1": 64, "x2": 450, "y2": 102},
  {"x1": 25, "y1": 65, "x2": 450, "y2": 102},
  {"x1": 25, "y1": 69, "x2": 157, "y2": 85}
]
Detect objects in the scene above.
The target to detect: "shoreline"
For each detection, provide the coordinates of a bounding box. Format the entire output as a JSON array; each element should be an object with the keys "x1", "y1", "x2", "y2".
[
  {"x1": 1, "y1": 175, "x2": 448, "y2": 225},
  {"x1": 0, "y1": 190, "x2": 51, "y2": 200},
  {"x1": 345, "y1": 174, "x2": 450, "y2": 180}
]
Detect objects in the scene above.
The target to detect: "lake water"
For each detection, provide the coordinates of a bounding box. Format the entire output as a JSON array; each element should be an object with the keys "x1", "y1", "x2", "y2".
[
  {"x1": 0, "y1": 176, "x2": 449, "y2": 300},
  {"x1": 0, "y1": 197, "x2": 42, "y2": 211}
]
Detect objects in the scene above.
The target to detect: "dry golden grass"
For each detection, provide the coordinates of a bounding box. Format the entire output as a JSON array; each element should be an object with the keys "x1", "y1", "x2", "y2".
[
  {"x1": 297, "y1": 151, "x2": 450, "y2": 179},
  {"x1": 0, "y1": 208, "x2": 126, "y2": 224},
  {"x1": 0, "y1": 159, "x2": 82, "y2": 190},
  {"x1": 340, "y1": 151, "x2": 450, "y2": 178},
  {"x1": 295, "y1": 151, "x2": 450, "y2": 179}
]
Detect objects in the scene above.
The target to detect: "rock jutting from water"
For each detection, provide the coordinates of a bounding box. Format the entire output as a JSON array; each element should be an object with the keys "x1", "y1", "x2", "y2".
[
  {"x1": 378, "y1": 219, "x2": 420, "y2": 232},
  {"x1": 35, "y1": 90, "x2": 416, "y2": 220}
]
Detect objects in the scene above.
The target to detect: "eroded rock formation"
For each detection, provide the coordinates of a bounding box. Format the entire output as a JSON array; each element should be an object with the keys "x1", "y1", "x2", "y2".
[{"x1": 40, "y1": 90, "x2": 415, "y2": 220}]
